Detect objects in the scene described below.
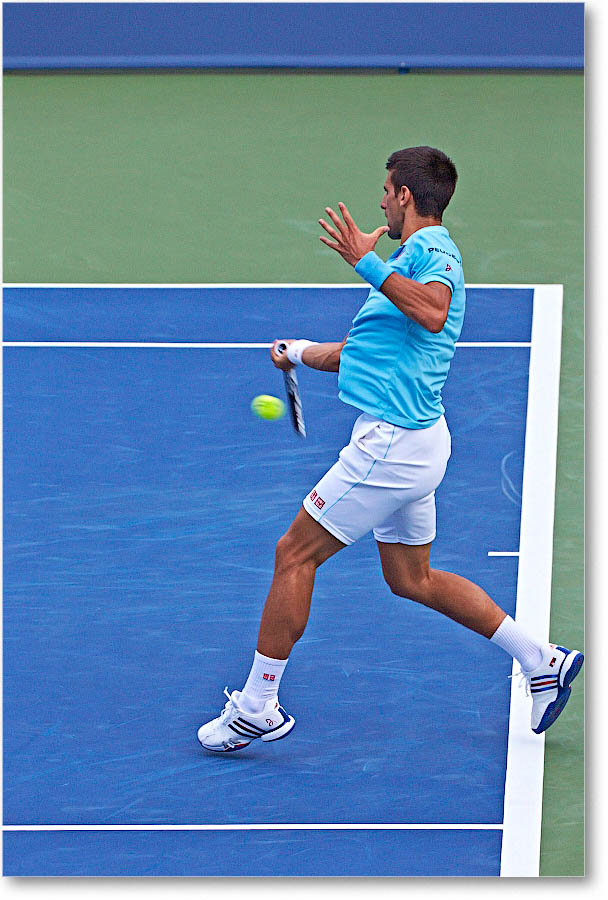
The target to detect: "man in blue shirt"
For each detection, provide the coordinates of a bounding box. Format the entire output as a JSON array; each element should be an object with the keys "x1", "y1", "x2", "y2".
[
  {"x1": 338, "y1": 217, "x2": 465, "y2": 429},
  {"x1": 198, "y1": 146, "x2": 582, "y2": 751}
]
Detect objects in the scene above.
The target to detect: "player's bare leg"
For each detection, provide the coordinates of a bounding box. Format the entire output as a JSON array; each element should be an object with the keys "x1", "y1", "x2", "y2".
[
  {"x1": 197, "y1": 508, "x2": 344, "y2": 751},
  {"x1": 376, "y1": 540, "x2": 506, "y2": 637},
  {"x1": 376, "y1": 539, "x2": 583, "y2": 733},
  {"x1": 257, "y1": 507, "x2": 346, "y2": 659}
]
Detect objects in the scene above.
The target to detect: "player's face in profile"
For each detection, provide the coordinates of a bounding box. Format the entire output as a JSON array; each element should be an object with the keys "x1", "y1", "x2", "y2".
[{"x1": 381, "y1": 175, "x2": 403, "y2": 240}]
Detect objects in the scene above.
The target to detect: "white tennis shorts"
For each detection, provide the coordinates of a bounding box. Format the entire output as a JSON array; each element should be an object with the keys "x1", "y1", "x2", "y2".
[{"x1": 302, "y1": 413, "x2": 451, "y2": 546}]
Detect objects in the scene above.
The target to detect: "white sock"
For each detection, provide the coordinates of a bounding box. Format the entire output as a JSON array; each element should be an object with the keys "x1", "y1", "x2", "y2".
[
  {"x1": 490, "y1": 615, "x2": 544, "y2": 672},
  {"x1": 238, "y1": 651, "x2": 289, "y2": 714}
]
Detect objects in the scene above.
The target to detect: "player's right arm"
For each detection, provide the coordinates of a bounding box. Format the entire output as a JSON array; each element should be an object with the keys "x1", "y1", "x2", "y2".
[{"x1": 271, "y1": 338, "x2": 347, "y2": 373}]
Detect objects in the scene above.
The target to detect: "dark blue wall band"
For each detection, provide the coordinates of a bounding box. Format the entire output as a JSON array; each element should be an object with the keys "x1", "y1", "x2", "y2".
[{"x1": 3, "y1": 3, "x2": 584, "y2": 71}]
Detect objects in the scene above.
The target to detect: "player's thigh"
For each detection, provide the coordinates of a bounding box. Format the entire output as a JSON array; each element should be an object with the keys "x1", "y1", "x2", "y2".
[
  {"x1": 376, "y1": 538, "x2": 432, "y2": 597},
  {"x1": 278, "y1": 505, "x2": 347, "y2": 568}
]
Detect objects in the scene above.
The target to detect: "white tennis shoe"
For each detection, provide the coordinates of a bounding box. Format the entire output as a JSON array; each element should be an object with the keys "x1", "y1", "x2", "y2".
[
  {"x1": 518, "y1": 643, "x2": 584, "y2": 734},
  {"x1": 197, "y1": 688, "x2": 295, "y2": 752}
]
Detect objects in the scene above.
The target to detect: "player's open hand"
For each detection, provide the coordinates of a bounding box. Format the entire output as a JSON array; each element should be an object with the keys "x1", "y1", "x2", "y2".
[
  {"x1": 271, "y1": 339, "x2": 295, "y2": 371},
  {"x1": 319, "y1": 202, "x2": 389, "y2": 267}
]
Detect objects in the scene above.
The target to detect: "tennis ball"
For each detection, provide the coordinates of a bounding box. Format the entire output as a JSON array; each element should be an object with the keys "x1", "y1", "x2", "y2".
[{"x1": 251, "y1": 394, "x2": 286, "y2": 421}]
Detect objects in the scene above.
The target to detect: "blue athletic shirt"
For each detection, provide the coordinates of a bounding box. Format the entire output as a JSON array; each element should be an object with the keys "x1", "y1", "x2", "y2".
[{"x1": 338, "y1": 225, "x2": 466, "y2": 429}]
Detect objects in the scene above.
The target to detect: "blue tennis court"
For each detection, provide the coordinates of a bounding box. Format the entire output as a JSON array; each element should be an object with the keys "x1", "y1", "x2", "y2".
[{"x1": 2, "y1": 283, "x2": 562, "y2": 876}]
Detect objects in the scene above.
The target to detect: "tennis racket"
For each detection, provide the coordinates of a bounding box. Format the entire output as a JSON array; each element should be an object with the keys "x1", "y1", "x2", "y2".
[{"x1": 276, "y1": 342, "x2": 306, "y2": 437}]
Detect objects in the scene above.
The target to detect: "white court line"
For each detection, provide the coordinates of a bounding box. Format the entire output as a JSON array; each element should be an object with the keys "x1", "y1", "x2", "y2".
[
  {"x1": 2, "y1": 341, "x2": 531, "y2": 349},
  {"x1": 457, "y1": 342, "x2": 530, "y2": 348},
  {"x1": 2, "y1": 342, "x2": 272, "y2": 349},
  {"x1": 499, "y1": 285, "x2": 564, "y2": 877},
  {"x1": 2, "y1": 282, "x2": 561, "y2": 289},
  {"x1": 488, "y1": 551, "x2": 520, "y2": 557},
  {"x1": 3, "y1": 823, "x2": 502, "y2": 832}
]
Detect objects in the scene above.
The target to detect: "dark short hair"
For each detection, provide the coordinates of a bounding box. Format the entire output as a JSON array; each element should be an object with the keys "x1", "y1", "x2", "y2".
[{"x1": 386, "y1": 146, "x2": 457, "y2": 219}]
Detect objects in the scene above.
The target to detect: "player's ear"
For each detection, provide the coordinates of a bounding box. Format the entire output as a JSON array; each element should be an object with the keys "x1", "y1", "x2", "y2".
[{"x1": 399, "y1": 185, "x2": 411, "y2": 208}]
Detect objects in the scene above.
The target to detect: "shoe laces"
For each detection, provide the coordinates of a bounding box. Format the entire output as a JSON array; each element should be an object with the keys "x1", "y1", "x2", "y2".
[
  {"x1": 218, "y1": 686, "x2": 235, "y2": 721},
  {"x1": 508, "y1": 669, "x2": 531, "y2": 697}
]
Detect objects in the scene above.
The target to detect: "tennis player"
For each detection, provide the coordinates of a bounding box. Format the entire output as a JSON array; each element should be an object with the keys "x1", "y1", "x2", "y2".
[{"x1": 198, "y1": 146, "x2": 583, "y2": 752}]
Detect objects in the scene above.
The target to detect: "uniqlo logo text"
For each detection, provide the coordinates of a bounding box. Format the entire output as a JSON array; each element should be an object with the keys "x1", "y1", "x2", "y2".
[{"x1": 310, "y1": 489, "x2": 325, "y2": 509}]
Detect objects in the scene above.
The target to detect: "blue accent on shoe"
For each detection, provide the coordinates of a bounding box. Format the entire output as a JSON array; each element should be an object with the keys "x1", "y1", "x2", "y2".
[
  {"x1": 563, "y1": 652, "x2": 584, "y2": 687},
  {"x1": 268, "y1": 718, "x2": 296, "y2": 742},
  {"x1": 533, "y1": 687, "x2": 571, "y2": 734},
  {"x1": 264, "y1": 706, "x2": 295, "y2": 736}
]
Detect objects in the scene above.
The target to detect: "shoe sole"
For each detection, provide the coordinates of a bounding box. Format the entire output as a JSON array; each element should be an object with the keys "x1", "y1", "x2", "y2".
[
  {"x1": 200, "y1": 740, "x2": 251, "y2": 753},
  {"x1": 533, "y1": 651, "x2": 584, "y2": 734}
]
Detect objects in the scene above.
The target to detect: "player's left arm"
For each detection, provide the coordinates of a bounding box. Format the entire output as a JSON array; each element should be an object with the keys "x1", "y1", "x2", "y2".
[
  {"x1": 377, "y1": 275, "x2": 452, "y2": 334},
  {"x1": 319, "y1": 203, "x2": 452, "y2": 334}
]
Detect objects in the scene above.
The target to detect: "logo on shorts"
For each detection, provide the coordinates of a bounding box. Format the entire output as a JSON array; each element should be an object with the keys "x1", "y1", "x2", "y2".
[
  {"x1": 310, "y1": 489, "x2": 325, "y2": 509},
  {"x1": 263, "y1": 673, "x2": 275, "y2": 681}
]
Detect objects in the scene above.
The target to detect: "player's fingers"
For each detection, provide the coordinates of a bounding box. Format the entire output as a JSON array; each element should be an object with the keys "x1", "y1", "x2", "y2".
[
  {"x1": 270, "y1": 340, "x2": 291, "y2": 369},
  {"x1": 318, "y1": 218, "x2": 341, "y2": 241},
  {"x1": 338, "y1": 202, "x2": 356, "y2": 228},
  {"x1": 272, "y1": 339, "x2": 291, "y2": 357},
  {"x1": 324, "y1": 206, "x2": 347, "y2": 233},
  {"x1": 319, "y1": 236, "x2": 341, "y2": 250},
  {"x1": 274, "y1": 338, "x2": 295, "y2": 352},
  {"x1": 372, "y1": 225, "x2": 390, "y2": 240}
]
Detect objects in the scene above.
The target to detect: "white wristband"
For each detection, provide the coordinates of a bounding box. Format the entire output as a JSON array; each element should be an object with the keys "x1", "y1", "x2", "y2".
[{"x1": 286, "y1": 339, "x2": 318, "y2": 365}]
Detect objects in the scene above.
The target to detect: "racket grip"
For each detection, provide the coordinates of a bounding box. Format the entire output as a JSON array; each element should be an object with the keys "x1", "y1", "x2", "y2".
[{"x1": 275, "y1": 343, "x2": 306, "y2": 437}]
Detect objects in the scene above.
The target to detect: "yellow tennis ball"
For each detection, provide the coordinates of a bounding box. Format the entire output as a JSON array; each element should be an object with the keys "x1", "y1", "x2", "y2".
[{"x1": 251, "y1": 394, "x2": 286, "y2": 421}]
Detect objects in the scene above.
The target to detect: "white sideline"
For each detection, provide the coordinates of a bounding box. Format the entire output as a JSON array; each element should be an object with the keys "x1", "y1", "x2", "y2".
[
  {"x1": 3, "y1": 282, "x2": 560, "y2": 289},
  {"x1": 499, "y1": 285, "x2": 564, "y2": 877},
  {"x1": 4, "y1": 823, "x2": 502, "y2": 832},
  {"x1": 3, "y1": 341, "x2": 531, "y2": 349}
]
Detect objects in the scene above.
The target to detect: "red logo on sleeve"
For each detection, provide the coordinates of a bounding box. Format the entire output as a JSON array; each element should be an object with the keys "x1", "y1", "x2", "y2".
[{"x1": 446, "y1": 264, "x2": 452, "y2": 271}]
